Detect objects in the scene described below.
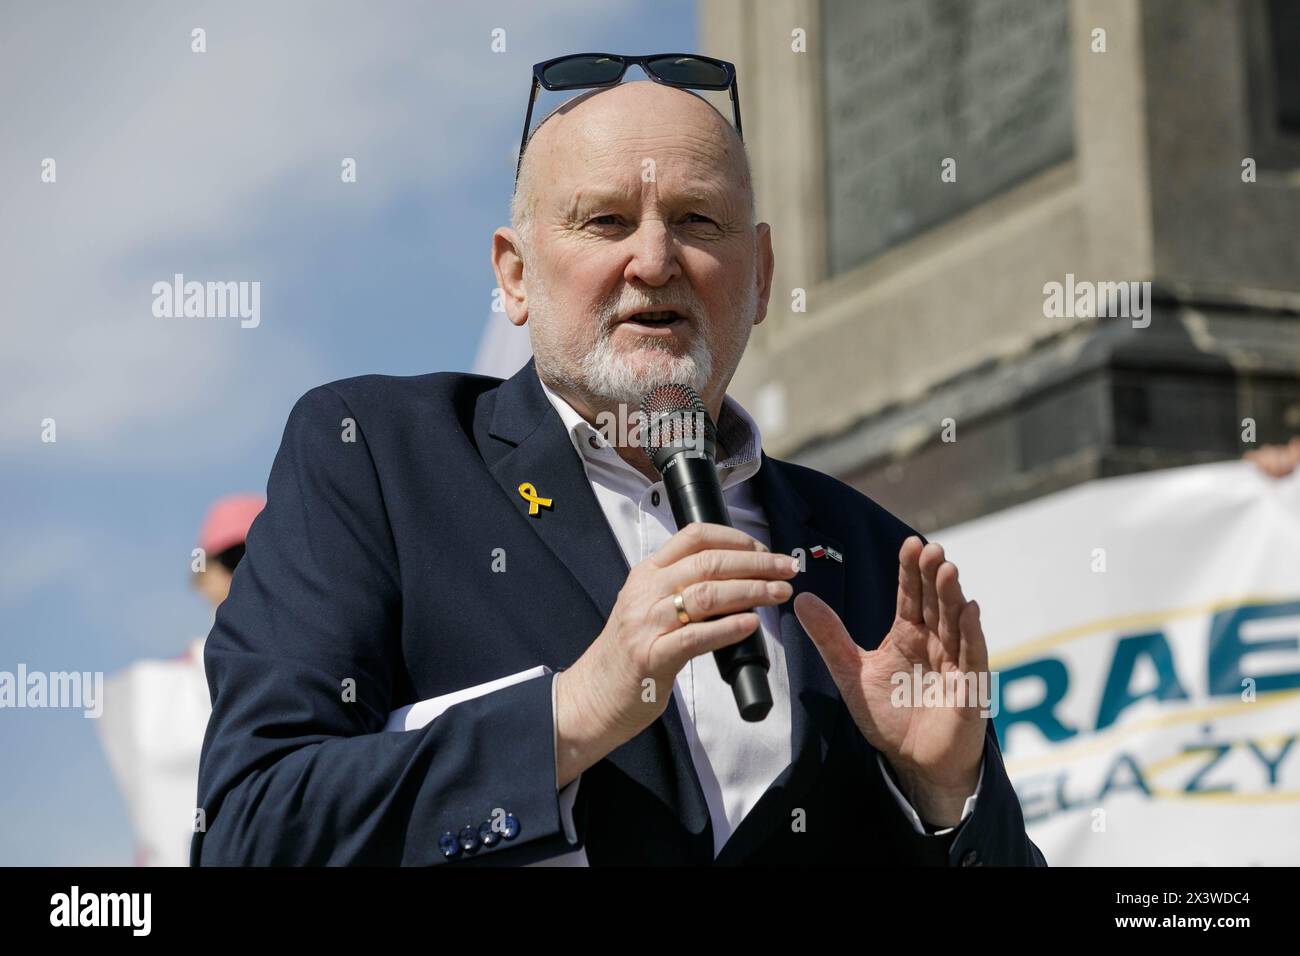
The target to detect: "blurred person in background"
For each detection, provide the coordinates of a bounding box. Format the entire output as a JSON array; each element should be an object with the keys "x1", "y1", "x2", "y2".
[{"x1": 95, "y1": 493, "x2": 264, "y2": 866}]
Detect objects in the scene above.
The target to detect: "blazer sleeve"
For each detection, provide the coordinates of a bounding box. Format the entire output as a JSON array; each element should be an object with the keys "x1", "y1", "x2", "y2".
[
  {"x1": 944, "y1": 719, "x2": 1049, "y2": 866},
  {"x1": 192, "y1": 384, "x2": 581, "y2": 866},
  {"x1": 880, "y1": 720, "x2": 1048, "y2": 867}
]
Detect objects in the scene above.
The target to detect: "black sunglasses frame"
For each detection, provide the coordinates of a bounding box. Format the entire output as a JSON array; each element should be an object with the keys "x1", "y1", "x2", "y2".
[{"x1": 513, "y1": 53, "x2": 743, "y2": 187}]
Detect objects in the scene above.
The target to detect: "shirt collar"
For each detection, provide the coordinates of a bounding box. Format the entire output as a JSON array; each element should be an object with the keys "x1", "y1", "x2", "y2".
[{"x1": 536, "y1": 373, "x2": 763, "y2": 483}]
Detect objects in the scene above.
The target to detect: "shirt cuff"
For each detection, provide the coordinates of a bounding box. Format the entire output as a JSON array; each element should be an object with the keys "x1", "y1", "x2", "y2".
[
  {"x1": 552, "y1": 672, "x2": 581, "y2": 845},
  {"x1": 876, "y1": 751, "x2": 983, "y2": 836}
]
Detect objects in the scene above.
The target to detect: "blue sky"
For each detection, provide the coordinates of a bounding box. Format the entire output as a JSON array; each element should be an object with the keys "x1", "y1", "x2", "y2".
[{"x1": 0, "y1": 0, "x2": 698, "y2": 865}]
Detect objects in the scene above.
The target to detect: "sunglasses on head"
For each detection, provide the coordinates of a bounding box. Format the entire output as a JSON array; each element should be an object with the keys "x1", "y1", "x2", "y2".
[{"x1": 514, "y1": 53, "x2": 743, "y2": 187}]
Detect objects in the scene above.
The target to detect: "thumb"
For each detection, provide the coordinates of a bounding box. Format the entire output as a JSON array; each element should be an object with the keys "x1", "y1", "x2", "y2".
[{"x1": 793, "y1": 591, "x2": 861, "y2": 678}]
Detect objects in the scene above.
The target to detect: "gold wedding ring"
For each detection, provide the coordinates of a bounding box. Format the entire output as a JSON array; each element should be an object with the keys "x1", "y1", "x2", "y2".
[{"x1": 674, "y1": 592, "x2": 691, "y2": 625}]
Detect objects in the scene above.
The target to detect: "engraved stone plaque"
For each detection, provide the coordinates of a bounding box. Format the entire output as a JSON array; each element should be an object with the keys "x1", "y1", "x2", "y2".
[{"x1": 823, "y1": 0, "x2": 1075, "y2": 274}]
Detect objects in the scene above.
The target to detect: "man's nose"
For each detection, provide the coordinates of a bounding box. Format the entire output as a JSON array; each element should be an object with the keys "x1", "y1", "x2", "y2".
[{"x1": 623, "y1": 218, "x2": 682, "y2": 287}]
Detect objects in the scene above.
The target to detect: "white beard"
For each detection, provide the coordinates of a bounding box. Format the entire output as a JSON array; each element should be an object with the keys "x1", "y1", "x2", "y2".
[{"x1": 573, "y1": 324, "x2": 714, "y2": 406}]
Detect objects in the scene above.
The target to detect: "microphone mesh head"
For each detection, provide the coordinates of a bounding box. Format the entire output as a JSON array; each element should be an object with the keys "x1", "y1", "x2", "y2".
[{"x1": 639, "y1": 384, "x2": 716, "y2": 467}]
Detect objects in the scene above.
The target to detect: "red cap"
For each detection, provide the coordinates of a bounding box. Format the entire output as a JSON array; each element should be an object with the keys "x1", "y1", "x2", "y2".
[{"x1": 198, "y1": 493, "x2": 266, "y2": 556}]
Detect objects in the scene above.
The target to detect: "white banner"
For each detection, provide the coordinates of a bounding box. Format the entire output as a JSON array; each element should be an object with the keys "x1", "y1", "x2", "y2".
[{"x1": 934, "y1": 461, "x2": 1300, "y2": 865}]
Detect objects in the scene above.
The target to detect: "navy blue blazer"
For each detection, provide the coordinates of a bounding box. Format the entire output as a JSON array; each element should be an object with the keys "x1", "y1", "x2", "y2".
[{"x1": 192, "y1": 357, "x2": 1046, "y2": 866}]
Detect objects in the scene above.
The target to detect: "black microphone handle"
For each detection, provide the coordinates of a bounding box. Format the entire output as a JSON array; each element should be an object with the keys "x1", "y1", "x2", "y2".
[{"x1": 660, "y1": 450, "x2": 773, "y2": 722}]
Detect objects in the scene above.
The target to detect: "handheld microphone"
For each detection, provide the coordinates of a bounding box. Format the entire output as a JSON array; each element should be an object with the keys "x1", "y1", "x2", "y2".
[{"x1": 639, "y1": 383, "x2": 773, "y2": 722}]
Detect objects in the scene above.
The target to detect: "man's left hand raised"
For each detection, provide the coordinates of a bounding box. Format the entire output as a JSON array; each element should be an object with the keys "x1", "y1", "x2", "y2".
[{"x1": 793, "y1": 535, "x2": 987, "y2": 827}]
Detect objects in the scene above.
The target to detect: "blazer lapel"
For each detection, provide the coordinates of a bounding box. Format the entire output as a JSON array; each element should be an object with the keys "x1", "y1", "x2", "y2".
[
  {"x1": 714, "y1": 451, "x2": 849, "y2": 864},
  {"x1": 483, "y1": 358, "x2": 631, "y2": 621},
  {"x1": 478, "y1": 358, "x2": 712, "y2": 845}
]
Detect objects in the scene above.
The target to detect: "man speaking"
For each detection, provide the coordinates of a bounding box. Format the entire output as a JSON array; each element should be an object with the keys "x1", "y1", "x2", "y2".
[{"x1": 193, "y1": 54, "x2": 1046, "y2": 866}]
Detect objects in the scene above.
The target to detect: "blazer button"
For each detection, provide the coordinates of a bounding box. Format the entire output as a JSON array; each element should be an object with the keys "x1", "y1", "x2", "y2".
[
  {"x1": 478, "y1": 820, "x2": 501, "y2": 847},
  {"x1": 500, "y1": 813, "x2": 521, "y2": 840},
  {"x1": 960, "y1": 849, "x2": 980, "y2": 867},
  {"x1": 458, "y1": 825, "x2": 481, "y2": 853},
  {"x1": 438, "y1": 831, "x2": 459, "y2": 859}
]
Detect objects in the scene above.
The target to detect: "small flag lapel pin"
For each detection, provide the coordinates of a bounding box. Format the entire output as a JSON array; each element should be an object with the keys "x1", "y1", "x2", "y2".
[
  {"x1": 809, "y1": 545, "x2": 826, "y2": 559},
  {"x1": 517, "y1": 481, "x2": 553, "y2": 517},
  {"x1": 825, "y1": 546, "x2": 843, "y2": 563}
]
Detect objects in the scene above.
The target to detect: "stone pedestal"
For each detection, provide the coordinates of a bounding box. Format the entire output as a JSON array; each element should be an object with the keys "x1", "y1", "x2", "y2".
[{"x1": 700, "y1": 0, "x2": 1300, "y2": 530}]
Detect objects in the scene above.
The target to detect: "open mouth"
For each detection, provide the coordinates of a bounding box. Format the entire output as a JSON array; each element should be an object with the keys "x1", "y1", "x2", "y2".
[{"x1": 620, "y1": 310, "x2": 688, "y2": 331}]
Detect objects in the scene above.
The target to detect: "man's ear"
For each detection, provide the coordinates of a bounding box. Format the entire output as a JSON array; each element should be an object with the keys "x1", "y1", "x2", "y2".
[
  {"x1": 491, "y1": 227, "x2": 529, "y2": 327},
  {"x1": 752, "y1": 222, "x2": 775, "y2": 327}
]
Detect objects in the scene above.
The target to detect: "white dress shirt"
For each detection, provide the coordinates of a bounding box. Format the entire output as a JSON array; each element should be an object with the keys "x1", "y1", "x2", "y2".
[{"x1": 538, "y1": 377, "x2": 981, "y2": 862}]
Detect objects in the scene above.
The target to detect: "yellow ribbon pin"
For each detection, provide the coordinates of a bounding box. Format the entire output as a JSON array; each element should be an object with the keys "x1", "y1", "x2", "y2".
[{"x1": 517, "y1": 482, "x2": 553, "y2": 517}]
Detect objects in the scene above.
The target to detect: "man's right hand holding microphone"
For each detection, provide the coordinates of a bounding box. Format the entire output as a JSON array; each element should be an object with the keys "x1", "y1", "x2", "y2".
[{"x1": 553, "y1": 522, "x2": 799, "y2": 788}]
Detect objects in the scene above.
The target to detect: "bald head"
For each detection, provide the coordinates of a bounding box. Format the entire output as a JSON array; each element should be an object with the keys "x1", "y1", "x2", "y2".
[{"x1": 510, "y1": 81, "x2": 754, "y2": 251}]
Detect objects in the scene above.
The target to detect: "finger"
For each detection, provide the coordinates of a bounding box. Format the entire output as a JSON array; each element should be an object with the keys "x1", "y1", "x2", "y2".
[
  {"x1": 655, "y1": 577, "x2": 792, "y2": 631},
  {"x1": 793, "y1": 591, "x2": 862, "y2": 680},
  {"x1": 662, "y1": 548, "x2": 799, "y2": 594},
  {"x1": 958, "y1": 599, "x2": 990, "y2": 677},
  {"x1": 896, "y1": 536, "x2": 924, "y2": 624},
  {"x1": 936, "y1": 561, "x2": 965, "y2": 658},
  {"x1": 659, "y1": 611, "x2": 761, "y2": 666},
  {"x1": 652, "y1": 522, "x2": 767, "y2": 567},
  {"x1": 918, "y1": 542, "x2": 945, "y2": 633}
]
